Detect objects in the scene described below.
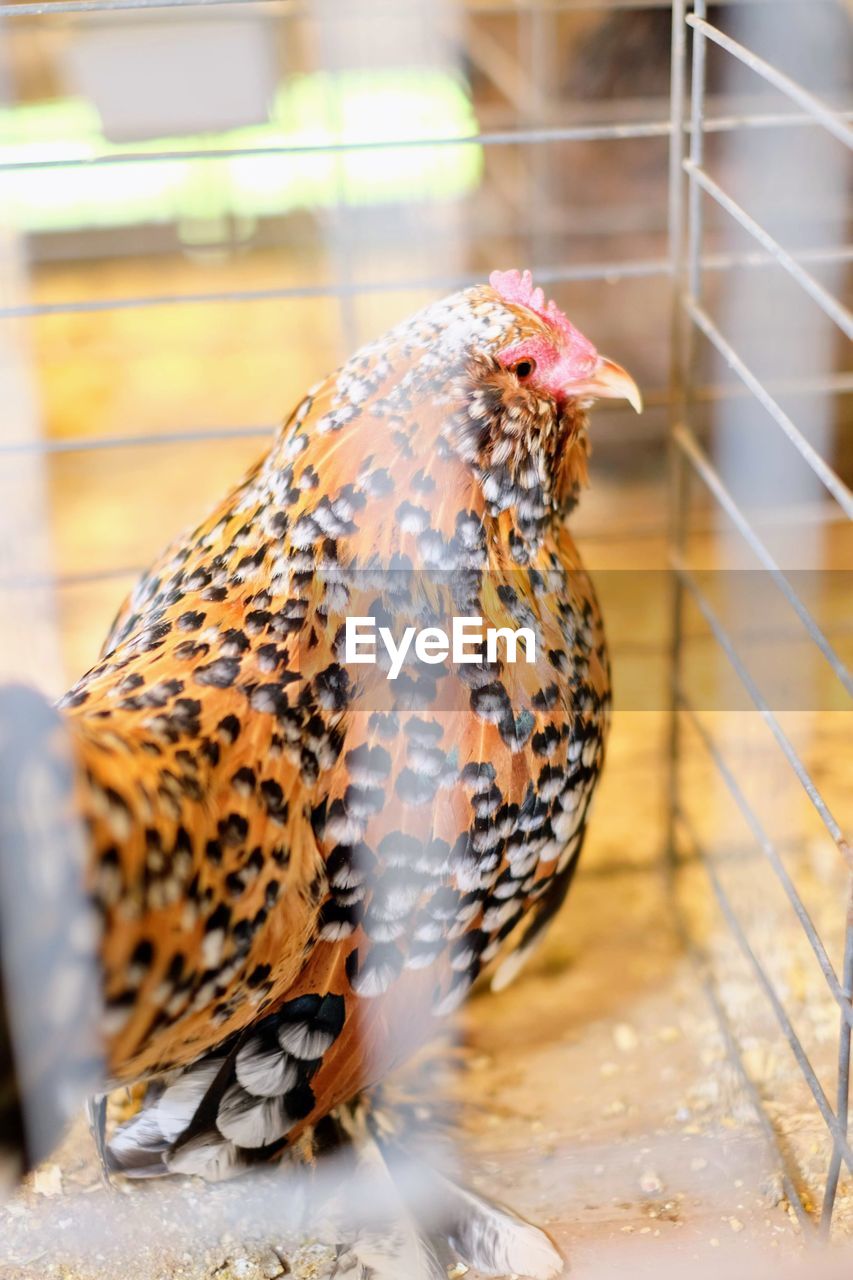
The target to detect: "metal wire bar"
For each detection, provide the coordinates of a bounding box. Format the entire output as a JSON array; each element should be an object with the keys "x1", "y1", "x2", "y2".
[
  {"x1": 6, "y1": 244, "x2": 851, "y2": 323},
  {"x1": 677, "y1": 694, "x2": 853, "y2": 1025},
  {"x1": 5, "y1": 365, "x2": 851, "y2": 458},
  {"x1": 676, "y1": 831, "x2": 853, "y2": 874},
  {"x1": 0, "y1": 123, "x2": 675, "y2": 173},
  {"x1": 7, "y1": 366, "x2": 853, "y2": 457},
  {"x1": 0, "y1": 261, "x2": 673, "y2": 321},
  {"x1": 667, "y1": 0, "x2": 687, "y2": 275},
  {"x1": 684, "y1": 162, "x2": 853, "y2": 341},
  {"x1": 674, "y1": 784, "x2": 853, "y2": 1179},
  {"x1": 0, "y1": 0, "x2": 273, "y2": 14},
  {"x1": 692, "y1": 368, "x2": 853, "y2": 403},
  {"x1": 822, "y1": 915, "x2": 853, "y2": 1231},
  {"x1": 4, "y1": 108, "x2": 852, "y2": 177},
  {"x1": 671, "y1": 550, "x2": 850, "y2": 855},
  {"x1": 470, "y1": 0, "x2": 842, "y2": 8},
  {"x1": 687, "y1": 16, "x2": 853, "y2": 152},
  {"x1": 0, "y1": 0, "x2": 830, "y2": 18},
  {"x1": 686, "y1": 0, "x2": 708, "y2": 303},
  {"x1": 0, "y1": 267, "x2": 675, "y2": 321},
  {"x1": 0, "y1": 423, "x2": 274, "y2": 456},
  {"x1": 672, "y1": 423, "x2": 853, "y2": 694},
  {"x1": 684, "y1": 296, "x2": 853, "y2": 519},
  {"x1": 473, "y1": 0, "x2": 850, "y2": 8},
  {"x1": 703, "y1": 107, "x2": 853, "y2": 135},
  {"x1": 1, "y1": 565, "x2": 141, "y2": 591},
  {"x1": 666, "y1": 0, "x2": 704, "y2": 899}
]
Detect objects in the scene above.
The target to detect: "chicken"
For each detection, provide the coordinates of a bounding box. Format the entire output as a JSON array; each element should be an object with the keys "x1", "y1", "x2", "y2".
[{"x1": 0, "y1": 270, "x2": 639, "y2": 1274}]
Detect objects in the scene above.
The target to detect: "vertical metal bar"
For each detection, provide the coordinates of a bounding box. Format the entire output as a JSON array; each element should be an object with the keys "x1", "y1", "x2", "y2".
[
  {"x1": 326, "y1": 77, "x2": 360, "y2": 356},
  {"x1": 686, "y1": 0, "x2": 707, "y2": 305},
  {"x1": 0, "y1": 174, "x2": 103, "y2": 1178},
  {"x1": 821, "y1": 897, "x2": 853, "y2": 1234},
  {"x1": 311, "y1": 0, "x2": 360, "y2": 357},
  {"x1": 665, "y1": 0, "x2": 689, "y2": 874},
  {"x1": 670, "y1": 0, "x2": 708, "y2": 872},
  {"x1": 667, "y1": 0, "x2": 688, "y2": 277},
  {"x1": 667, "y1": 0, "x2": 689, "y2": 527},
  {"x1": 525, "y1": 0, "x2": 555, "y2": 271}
]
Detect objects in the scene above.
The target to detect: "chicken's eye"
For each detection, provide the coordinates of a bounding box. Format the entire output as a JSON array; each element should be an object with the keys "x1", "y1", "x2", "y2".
[{"x1": 513, "y1": 358, "x2": 536, "y2": 380}]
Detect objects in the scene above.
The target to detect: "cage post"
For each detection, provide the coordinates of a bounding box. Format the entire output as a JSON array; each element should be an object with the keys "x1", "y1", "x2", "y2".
[
  {"x1": 665, "y1": 0, "x2": 689, "y2": 878},
  {"x1": 685, "y1": 0, "x2": 706, "y2": 306}
]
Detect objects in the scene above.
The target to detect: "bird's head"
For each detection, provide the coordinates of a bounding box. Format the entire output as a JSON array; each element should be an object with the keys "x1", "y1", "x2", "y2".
[
  {"x1": 270, "y1": 269, "x2": 641, "y2": 560},
  {"x1": 442, "y1": 269, "x2": 642, "y2": 533},
  {"x1": 485, "y1": 268, "x2": 641, "y2": 416}
]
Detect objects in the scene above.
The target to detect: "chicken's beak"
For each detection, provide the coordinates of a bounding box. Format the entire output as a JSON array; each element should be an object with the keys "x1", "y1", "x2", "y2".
[{"x1": 574, "y1": 357, "x2": 643, "y2": 413}]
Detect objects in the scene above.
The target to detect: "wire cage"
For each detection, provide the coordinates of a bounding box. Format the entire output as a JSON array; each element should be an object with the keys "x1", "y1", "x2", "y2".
[
  {"x1": 0, "y1": 0, "x2": 851, "y2": 1270},
  {"x1": 667, "y1": 0, "x2": 853, "y2": 1238}
]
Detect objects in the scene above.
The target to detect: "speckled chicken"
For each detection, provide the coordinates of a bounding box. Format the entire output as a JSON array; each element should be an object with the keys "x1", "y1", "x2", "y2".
[{"x1": 0, "y1": 270, "x2": 639, "y2": 1275}]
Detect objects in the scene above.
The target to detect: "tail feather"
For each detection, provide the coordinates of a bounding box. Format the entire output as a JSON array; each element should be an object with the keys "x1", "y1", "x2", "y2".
[
  {"x1": 377, "y1": 1136, "x2": 565, "y2": 1280},
  {"x1": 326, "y1": 1117, "x2": 454, "y2": 1280},
  {"x1": 441, "y1": 1176, "x2": 564, "y2": 1279},
  {"x1": 105, "y1": 1056, "x2": 229, "y2": 1179},
  {"x1": 106, "y1": 1104, "x2": 170, "y2": 1178}
]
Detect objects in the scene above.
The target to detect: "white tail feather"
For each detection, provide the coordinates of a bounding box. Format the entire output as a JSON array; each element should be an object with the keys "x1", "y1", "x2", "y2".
[
  {"x1": 330, "y1": 1125, "x2": 448, "y2": 1280},
  {"x1": 166, "y1": 1131, "x2": 243, "y2": 1181},
  {"x1": 343, "y1": 1230, "x2": 446, "y2": 1280},
  {"x1": 374, "y1": 1135, "x2": 564, "y2": 1279},
  {"x1": 491, "y1": 937, "x2": 543, "y2": 992},
  {"x1": 434, "y1": 1173, "x2": 565, "y2": 1279},
  {"x1": 155, "y1": 1059, "x2": 223, "y2": 1142}
]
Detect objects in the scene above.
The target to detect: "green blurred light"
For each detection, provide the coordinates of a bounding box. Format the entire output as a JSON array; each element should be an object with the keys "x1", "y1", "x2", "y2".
[{"x1": 0, "y1": 70, "x2": 483, "y2": 234}]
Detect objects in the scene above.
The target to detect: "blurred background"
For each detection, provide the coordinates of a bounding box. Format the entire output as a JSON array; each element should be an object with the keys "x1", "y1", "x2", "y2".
[{"x1": 0, "y1": 1, "x2": 851, "y2": 1276}]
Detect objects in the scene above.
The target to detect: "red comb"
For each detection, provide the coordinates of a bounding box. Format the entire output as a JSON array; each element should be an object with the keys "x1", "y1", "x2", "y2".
[{"x1": 488, "y1": 268, "x2": 573, "y2": 342}]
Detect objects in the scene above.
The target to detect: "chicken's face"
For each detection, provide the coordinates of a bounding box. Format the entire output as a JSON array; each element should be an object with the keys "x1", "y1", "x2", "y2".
[
  {"x1": 488, "y1": 268, "x2": 641, "y2": 416},
  {"x1": 452, "y1": 269, "x2": 641, "y2": 531}
]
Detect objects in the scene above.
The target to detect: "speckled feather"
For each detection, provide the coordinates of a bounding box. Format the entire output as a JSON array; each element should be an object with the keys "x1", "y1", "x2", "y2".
[{"x1": 57, "y1": 276, "x2": 622, "y2": 1180}]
